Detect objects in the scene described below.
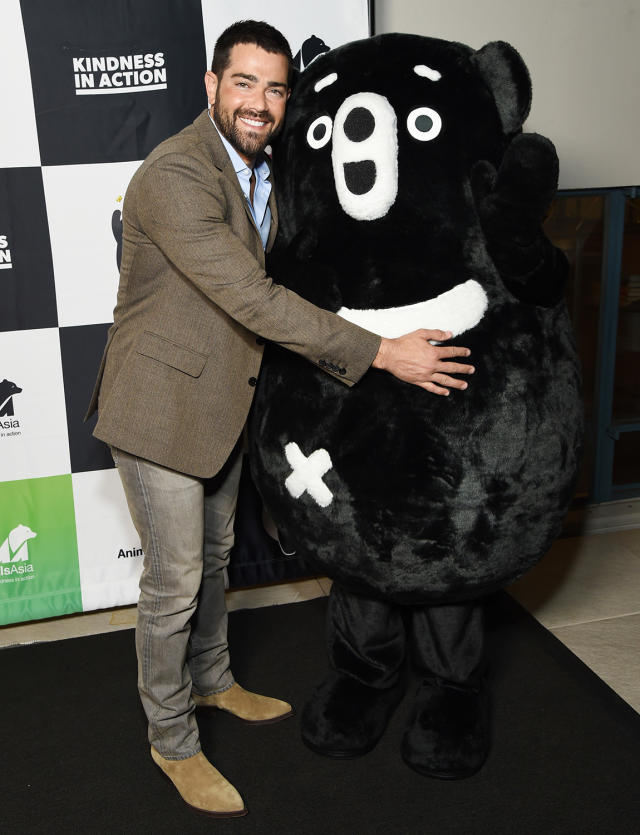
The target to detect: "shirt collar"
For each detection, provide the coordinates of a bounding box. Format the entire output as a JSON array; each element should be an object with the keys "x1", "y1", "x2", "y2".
[{"x1": 208, "y1": 111, "x2": 270, "y2": 182}]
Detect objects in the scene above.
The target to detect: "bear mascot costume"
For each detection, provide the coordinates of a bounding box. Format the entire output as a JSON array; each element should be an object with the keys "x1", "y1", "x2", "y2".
[{"x1": 249, "y1": 33, "x2": 583, "y2": 778}]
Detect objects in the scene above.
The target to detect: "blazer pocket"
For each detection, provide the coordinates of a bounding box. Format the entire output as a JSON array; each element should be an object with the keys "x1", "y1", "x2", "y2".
[{"x1": 136, "y1": 330, "x2": 207, "y2": 378}]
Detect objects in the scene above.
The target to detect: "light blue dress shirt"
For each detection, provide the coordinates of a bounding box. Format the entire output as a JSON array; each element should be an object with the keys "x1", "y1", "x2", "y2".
[{"x1": 209, "y1": 113, "x2": 272, "y2": 250}]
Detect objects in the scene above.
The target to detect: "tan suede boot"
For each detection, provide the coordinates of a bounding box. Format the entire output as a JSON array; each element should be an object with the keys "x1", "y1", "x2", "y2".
[
  {"x1": 150, "y1": 746, "x2": 247, "y2": 817},
  {"x1": 192, "y1": 682, "x2": 293, "y2": 724}
]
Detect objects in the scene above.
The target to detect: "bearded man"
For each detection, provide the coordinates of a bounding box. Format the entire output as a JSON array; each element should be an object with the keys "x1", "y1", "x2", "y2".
[{"x1": 87, "y1": 19, "x2": 474, "y2": 817}]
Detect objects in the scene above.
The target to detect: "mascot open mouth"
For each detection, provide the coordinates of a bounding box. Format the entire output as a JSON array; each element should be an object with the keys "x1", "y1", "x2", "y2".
[{"x1": 336, "y1": 279, "x2": 488, "y2": 338}]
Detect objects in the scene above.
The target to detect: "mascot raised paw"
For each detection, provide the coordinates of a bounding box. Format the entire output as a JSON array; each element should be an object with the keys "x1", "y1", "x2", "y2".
[{"x1": 250, "y1": 33, "x2": 583, "y2": 778}]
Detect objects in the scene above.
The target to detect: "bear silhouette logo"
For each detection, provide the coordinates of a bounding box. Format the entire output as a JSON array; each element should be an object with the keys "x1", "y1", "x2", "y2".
[
  {"x1": 112, "y1": 195, "x2": 123, "y2": 271},
  {"x1": 0, "y1": 524, "x2": 37, "y2": 563},
  {"x1": 0, "y1": 379, "x2": 22, "y2": 417},
  {"x1": 293, "y1": 35, "x2": 330, "y2": 72}
]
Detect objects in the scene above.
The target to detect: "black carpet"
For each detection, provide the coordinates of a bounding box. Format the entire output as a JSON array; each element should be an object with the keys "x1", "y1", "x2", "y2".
[{"x1": 2, "y1": 593, "x2": 639, "y2": 834}]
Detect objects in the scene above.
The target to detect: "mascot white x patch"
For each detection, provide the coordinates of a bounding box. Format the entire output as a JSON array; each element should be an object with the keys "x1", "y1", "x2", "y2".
[{"x1": 284, "y1": 442, "x2": 334, "y2": 507}]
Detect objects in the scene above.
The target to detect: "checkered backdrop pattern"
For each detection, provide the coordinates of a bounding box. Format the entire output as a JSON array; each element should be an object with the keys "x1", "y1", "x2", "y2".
[{"x1": 0, "y1": 0, "x2": 370, "y2": 625}]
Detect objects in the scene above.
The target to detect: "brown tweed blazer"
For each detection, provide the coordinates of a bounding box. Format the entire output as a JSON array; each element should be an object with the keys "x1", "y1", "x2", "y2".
[{"x1": 87, "y1": 110, "x2": 380, "y2": 478}]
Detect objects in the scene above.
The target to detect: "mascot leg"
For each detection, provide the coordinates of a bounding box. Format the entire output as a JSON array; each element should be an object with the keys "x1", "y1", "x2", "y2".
[
  {"x1": 301, "y1": 582, "x2": 406, "y2": 757},
  {"x1": 402, "y1": 601, "x2": 489, "y2": 778}
]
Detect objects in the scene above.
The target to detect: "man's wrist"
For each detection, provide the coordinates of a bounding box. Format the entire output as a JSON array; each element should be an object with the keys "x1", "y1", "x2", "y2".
[{"x1": 372, "y1": 336, "x2": 389, "y2": 370}]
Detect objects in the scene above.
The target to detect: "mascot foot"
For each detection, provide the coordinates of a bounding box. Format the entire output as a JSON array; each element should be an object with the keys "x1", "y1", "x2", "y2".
[
  {"x1": 301, "y1": 672, "x2": 405, "y2": 758},
  {"x1": 401, "y1": 677, "x2": 490, "y2": 779}
]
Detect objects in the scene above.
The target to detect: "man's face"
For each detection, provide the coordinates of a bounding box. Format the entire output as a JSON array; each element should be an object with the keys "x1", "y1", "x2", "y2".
[{"x1": 205, "y1": 43, "x2": 290, "y2": 165}]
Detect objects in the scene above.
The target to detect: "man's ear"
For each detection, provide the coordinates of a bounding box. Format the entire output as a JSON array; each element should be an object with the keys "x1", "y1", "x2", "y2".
[{"x1": 204, "y1": 70, "x2": 218, "y2": 107}]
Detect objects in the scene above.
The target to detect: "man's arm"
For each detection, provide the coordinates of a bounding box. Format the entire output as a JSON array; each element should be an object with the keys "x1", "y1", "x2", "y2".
[{"x1": 136, "y1": 153, "x2": 473, "y2": 392}]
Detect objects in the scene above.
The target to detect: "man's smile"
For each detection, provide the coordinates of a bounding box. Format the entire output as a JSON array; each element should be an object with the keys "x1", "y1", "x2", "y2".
[{"x1": 237, "y1": 111, "x2": 273, "y2": 130}]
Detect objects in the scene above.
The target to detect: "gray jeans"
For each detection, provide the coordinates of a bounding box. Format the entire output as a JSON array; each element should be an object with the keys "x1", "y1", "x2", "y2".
[{"x1": 112, "y1": 444, "x2": 243, "y2": 759}]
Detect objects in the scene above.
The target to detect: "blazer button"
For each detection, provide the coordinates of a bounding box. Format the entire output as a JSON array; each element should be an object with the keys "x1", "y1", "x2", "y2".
[
  {"x1": 319, "y1": 359, "x2": 327, "y2": 367},
  {"x1": 339, "y1": 368, "x2": 346, "y2": 375},
  {"x1": 248, "y1": 377, "x2": 257, "y2": 387}
]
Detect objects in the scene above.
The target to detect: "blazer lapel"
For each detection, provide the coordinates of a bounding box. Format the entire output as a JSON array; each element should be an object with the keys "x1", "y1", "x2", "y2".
[
  {"x1": 266, "y1": 160, "x2": 278, "y2": 252},
  {"x1": 194, "y1": 110, "x2": 272, "y2": 244}
]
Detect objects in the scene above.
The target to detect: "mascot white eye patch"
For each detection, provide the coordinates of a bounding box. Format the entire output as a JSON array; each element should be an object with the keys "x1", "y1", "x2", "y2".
[
  {"x1": 307, "y1": 115, "x2": 333, "y2": 149},
  {"x1": 407, "y1": 107, "x2": 442, "y2": 141}
]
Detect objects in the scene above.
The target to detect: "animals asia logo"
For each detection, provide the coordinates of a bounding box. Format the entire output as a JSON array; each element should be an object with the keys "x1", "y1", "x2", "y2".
[
  {"x1": 0, "y1": 524, "x2": 37, "y2": 578},
  {"x1": 0, "y1": 378, "x2": 22, "y2": 417},
  {"x1": 112, "y1": 195, "x2": 124, "y2": 271},
  {"x1": 293, "y1": 35, "x2": 330, "y2": 71}
]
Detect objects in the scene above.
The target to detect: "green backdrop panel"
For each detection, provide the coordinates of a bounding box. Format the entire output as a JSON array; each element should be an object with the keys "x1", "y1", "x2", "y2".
[{"x1": 0, "y1": 474, "x2": 81, "y2": 624}]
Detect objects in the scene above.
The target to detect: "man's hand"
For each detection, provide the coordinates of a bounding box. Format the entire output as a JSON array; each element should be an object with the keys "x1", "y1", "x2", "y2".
[{"x1": 372, "y1": 329, "x2": 474, "y2": 395}]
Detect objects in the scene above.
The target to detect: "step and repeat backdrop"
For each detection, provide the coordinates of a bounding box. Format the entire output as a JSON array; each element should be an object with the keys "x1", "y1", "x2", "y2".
[{"x1": 0, "y1": 0, "x2": 370, "y2": 625}]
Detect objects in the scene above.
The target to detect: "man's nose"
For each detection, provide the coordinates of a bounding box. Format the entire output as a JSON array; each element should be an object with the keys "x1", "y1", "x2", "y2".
[{"x1": 248, "y1": 87, "x2": 269, "y2": 112}]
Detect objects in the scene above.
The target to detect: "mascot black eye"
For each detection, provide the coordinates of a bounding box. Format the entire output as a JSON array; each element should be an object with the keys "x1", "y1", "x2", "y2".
[
  {"x1": 407, "y1": 107, "x2": 442, "y2": 141},
  {"x1": 307, "y1": 115, "x2": 333, "y2": 149}
]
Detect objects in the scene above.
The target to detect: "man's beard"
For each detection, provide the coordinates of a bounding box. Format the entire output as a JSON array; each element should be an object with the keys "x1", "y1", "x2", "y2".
[{"x1": 213, "y1": 91, "x2": 278, "y2": 158}]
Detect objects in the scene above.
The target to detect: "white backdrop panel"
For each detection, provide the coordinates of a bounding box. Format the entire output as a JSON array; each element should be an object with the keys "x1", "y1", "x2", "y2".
[
  {"x1": 201, "y1": 0, "x2": 369, "y2": 66},
  {"x1": 0, "y1": 328, "x2": 70, "y2": 481},
  {"x1": 0, "y1": 0, "x2": 40, "y2": 168},
  {"x1": 43, "y1": 160, "x2": 143, "y2": 328},
  {"x1": 73, "y1": 469, "x2": 144, "y2": 612}
]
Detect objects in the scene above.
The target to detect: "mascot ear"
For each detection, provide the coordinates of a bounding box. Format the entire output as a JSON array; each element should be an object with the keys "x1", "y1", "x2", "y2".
[{"x1": 470, "y1": 41, "x2": 532, "y2": 134}]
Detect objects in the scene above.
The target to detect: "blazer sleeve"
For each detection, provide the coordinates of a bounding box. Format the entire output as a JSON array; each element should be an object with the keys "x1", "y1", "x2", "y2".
[{"x1": 135, "y1": 152, "x2": 381, "y2": 386}]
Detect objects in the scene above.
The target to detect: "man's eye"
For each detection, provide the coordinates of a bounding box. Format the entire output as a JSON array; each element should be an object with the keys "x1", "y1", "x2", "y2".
[{"x1": 407, "y1": 107, "x2": 442, "y2": 141}]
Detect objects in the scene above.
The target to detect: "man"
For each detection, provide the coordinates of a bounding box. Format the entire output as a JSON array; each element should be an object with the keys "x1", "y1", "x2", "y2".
[{"x1": 87, "y1": 20, "x2": 474, "y2": 817}]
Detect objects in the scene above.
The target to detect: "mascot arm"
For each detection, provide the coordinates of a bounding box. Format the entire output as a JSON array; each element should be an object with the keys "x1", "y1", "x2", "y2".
[{"x1": 472, "y1": 132, "x2": 568, "y2": 307}]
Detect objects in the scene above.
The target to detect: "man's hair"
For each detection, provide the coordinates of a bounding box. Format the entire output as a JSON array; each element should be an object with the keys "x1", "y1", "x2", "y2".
[{"x1": 211, "y1": 20, "x2": 293, "y2": 83}]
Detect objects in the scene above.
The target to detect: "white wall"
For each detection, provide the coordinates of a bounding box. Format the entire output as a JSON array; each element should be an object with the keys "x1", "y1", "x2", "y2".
[{"x1": 374, "y1": 0, "x2": 640, "y2": 190}]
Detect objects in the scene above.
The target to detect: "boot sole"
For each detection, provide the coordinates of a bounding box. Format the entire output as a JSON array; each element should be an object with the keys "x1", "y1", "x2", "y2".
[
  {"x1": 188, "y1": 801, "x2": 248, "y2": 818},
  {"x1": 302, "y1": 735, "x2": 379, "y2": 759},
  {"x1": 401, "y1": 753, "x2": 487, "y2": 780}
]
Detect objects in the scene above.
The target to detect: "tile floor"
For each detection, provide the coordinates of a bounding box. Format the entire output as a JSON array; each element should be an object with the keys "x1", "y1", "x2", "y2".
[{"x1": 1, "y1": 529, "x2": 638, "y2": 713}]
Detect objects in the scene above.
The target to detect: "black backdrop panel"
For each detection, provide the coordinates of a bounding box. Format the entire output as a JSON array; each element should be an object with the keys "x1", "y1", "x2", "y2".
[
  {"x1": 0, "y1": 167, "x2": 57, "y2": 332},
  {"x1": 20, "y1": 0, "x2": 208, "y2": 165},
  {"x1": 229, "y1": 454, "x2": 312, "y2": 588},
  {"x1": 60, "y1": 322, "x2": 114, "y2": 473}
]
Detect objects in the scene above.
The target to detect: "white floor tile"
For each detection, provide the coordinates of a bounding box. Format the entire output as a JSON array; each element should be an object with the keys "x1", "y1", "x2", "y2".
[
  {"x1": 316, "y1": 576, "x2": 333, "y2": 595},
  {"x1": 508, "y1": 530, "x2": 640, "y2": 628},
  {"x1": 225, "y1": 578, "x2": 326, "y2": 612},
  {"x1": 550, "y1": 613, "x2": 640, "y2": 714},
  {"x1": 613, "y1": 528, "x2": 640, "y2": 557},
  {"x1": 0, "y1": 606, "x2": 136, "y2": 648}
]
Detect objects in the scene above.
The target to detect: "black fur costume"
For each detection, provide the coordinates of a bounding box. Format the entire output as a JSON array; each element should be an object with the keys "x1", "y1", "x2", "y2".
[{"x1": 250, "y1": 34, "x2": 583, "y2": 777}]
